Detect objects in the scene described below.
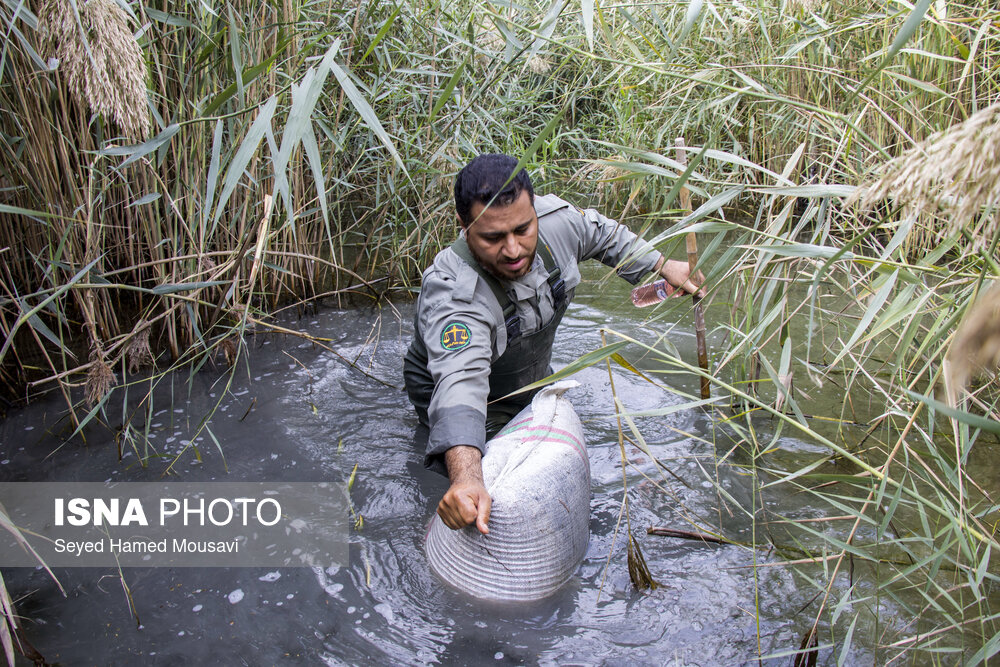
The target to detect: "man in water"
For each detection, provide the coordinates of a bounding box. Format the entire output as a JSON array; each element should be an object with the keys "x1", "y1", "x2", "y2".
[{"x1": 403, "y1": 153, "x2": 702, "y2": 534}]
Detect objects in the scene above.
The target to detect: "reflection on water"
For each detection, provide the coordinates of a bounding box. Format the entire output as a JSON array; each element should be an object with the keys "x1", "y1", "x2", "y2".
[{"x1": 1, "y1": 266, "x2": 858, "y2": 665}]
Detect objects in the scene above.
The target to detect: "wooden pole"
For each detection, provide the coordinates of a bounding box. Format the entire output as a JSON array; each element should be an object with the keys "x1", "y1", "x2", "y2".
[{"x1": 675, "y1": 137, "x2": 711, "y2": 400}]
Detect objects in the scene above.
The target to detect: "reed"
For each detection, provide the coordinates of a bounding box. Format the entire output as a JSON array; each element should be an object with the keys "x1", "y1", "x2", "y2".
[
  {"x1": 1, "y1": 0, "x2": 999, "y2": 661},
  {"x1": 37, "y1": 0, "x2": 150, "y2": 139},
  {"x1": 855, "y1": 102, "x2": 1000, "y2": 252}
]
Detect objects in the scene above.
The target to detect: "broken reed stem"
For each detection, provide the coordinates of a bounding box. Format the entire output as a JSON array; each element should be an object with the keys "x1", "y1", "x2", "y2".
[
  {"x1": 646, "y1": 526, "x2": 727, "y2": 544},
  {"x1": 602, "y1": 329, "x2": 658, "y2": 591}
]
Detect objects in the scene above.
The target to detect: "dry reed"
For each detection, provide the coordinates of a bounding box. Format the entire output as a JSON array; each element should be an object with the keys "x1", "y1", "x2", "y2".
[
  {"x1": 84, "y1": 343, "x2": 115, "y2": 406},
  {"x1": 787, "y1": 0, "x2": 823, "y2": 13},
  {"x1": 37, "y1": 0, "x2": 150, "y2": 139},
  {"x1": 527, "y1": 55, "x2": 552, "y2": 75},
  {"x1": 124, "y1": 324, "x2": 152, "y2": 375},
  {"x1": 854, "y1": 102, "x2": 1000, "y2": 250},
  {"x1": 946, "y1": 282, "x2": 1000, "y2": 393}
]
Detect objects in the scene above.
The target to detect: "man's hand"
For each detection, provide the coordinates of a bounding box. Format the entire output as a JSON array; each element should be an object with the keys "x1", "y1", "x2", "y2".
[
  {"x1": 438, "y1": 445, "x2": 492, "y2": 534},
  {"x1": 657, "y1": 258, "x2": 706, "y2": 298}
]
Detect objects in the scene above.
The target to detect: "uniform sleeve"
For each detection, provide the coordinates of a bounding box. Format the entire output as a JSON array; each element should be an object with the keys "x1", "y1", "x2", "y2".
[
  {"x1": 417, "y1": 273, "x2": 498, "y2": 472},
  {"x1": 564, "y1": 205, "x2": 662, "y2": 284}
]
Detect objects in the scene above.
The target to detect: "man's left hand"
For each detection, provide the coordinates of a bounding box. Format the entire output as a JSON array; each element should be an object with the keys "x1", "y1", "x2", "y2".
[{"x1": 659, "y1": 259, "x2": 706, "y2": 298}]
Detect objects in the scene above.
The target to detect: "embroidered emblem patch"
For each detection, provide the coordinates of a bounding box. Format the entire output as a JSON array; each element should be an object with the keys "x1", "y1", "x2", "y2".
[{"x1": 440, "y1": 322, "x2": 472, "y2": 351}]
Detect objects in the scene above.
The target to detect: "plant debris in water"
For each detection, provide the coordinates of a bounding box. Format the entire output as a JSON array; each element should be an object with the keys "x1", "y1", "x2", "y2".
[{"x1": 626, "y1": 533, "x2": 658, "y2": 592}]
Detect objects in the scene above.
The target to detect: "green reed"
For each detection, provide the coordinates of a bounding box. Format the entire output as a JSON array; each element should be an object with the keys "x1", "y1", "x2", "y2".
[{"x1": 1, "y1": 0, "x2": 999, "y2": 661}]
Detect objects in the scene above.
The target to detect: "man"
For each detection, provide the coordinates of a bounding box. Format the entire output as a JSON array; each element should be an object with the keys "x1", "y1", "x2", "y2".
[{"x1": 403, "y1": 154, "x2": 701, "y2": 535}]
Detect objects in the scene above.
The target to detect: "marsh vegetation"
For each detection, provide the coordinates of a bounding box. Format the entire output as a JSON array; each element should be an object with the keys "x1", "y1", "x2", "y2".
[{"x1": 2, "y1": 0, "x2": 999, "y2": 663}]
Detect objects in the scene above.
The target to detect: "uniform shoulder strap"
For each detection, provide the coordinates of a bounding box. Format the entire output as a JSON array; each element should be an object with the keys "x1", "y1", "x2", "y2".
[{"x1": 535, "y1": 230, "x2": 566, "y2": 309}]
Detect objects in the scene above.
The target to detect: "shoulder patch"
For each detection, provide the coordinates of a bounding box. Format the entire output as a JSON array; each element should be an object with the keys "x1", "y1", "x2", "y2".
[{"x1": 440, "y1": 321, "x2": 472, "y2": 351}]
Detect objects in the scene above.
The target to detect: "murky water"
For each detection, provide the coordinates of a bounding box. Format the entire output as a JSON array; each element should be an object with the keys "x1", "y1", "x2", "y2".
[{"x1": 1, "y1": 265, "x2": 866, "y2": 665}]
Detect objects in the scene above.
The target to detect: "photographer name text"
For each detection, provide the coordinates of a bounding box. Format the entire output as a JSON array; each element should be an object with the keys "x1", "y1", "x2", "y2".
[{"x1": 54, "y1": 537, "x2": 240, "y2": 556}]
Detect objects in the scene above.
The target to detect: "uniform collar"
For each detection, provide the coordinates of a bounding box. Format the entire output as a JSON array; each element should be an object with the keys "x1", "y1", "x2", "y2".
[{"x1": 507, "y1": 255, "x2": 548, "y2": 301}]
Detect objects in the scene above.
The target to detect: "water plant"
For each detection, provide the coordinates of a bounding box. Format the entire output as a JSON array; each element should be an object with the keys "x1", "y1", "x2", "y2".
[
  {"x1": 0, "y1": 505, "x2": 60, "y2": 664},
  {"x1": 1, "y1": 0, "x2": 999, "y2": 662}
]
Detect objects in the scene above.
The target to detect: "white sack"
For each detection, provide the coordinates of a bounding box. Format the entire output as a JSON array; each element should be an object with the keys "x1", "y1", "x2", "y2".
[{"x1": 424, "y1": 380, "x2": 590, "y2": 601}]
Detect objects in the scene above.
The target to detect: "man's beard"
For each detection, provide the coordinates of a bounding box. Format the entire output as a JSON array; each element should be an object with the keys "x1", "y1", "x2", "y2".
[{"x1": 469, "y1": 244, "x2": 536, "y2": 281}]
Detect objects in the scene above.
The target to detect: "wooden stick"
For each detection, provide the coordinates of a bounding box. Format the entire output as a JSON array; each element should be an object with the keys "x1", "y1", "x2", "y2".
[
  {"x1": 675, "y1": 137, "x2": 711, "y2": 399},
  {"x1": 646, "y1": 526, "x2": 727, "y2": 544}
]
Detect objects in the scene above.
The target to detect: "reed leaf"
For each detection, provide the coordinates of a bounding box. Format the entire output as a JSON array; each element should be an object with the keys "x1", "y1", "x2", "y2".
[
  {"x1": 851, "y1": 0, "x2": 934, "y2": 103},
  {"x1": 580, "y1": 0, "x2": 594, "y2": 51},
  {"x1": 501, "y1": 340, "x2": 631, "y2": 400},
  {"x1": 328, "y1": 59, "x2": 407, "y2": 174},
  {"x1": 100, "y1": 123, "x2": 181, "y2": 169},
  {"x1": 905, "y1": 390, "x2": 1000, "y2": 437},
  {"x1": 828, "y1": 269, "x2": 898, "y2": 369},
  {"x1": 211, "y1": 95, "x2": 277, "y2": 232}
]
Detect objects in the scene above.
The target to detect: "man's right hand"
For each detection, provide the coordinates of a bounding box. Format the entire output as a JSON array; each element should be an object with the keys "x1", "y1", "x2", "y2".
[{"x1": 439, "y1": 445, "x2": 492, "y2": 534}]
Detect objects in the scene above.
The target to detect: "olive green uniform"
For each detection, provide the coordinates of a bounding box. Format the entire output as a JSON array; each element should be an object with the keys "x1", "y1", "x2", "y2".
[{"x1": 403, "y1": 194, "x2": 663, "y2": 474}]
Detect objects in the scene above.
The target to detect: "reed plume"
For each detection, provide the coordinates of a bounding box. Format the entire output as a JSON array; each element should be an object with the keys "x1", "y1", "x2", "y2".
[
  {"x1": 478, "y1": 18, "x2": 505, "y2": 52},
  {"x1": 945, "y1": 282, "x2": 1000, "y2": 394},
  {"x1": 573, "y1": 155, "x2": 629, "y2": 199},
  {"x1": 84, "y1": 343, "x2": 115, "y2": 406},
  {"x1": 787, "y1": 0, "x2": 822, "y2": 13},
  {"x1": 854, "y1": 102, "x2": 1000, "y2": 249},
  {"x1": 37, "y1": 0, "x2": 150, "y2": 139},
  {"x1": 527, "y1": 55, "x2": 552, "y2": 75}
]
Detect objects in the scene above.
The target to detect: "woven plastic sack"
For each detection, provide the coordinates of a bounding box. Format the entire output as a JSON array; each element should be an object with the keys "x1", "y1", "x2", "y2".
[{"x1": 425, "y1": 381, "x2": 590, "y2": 601}]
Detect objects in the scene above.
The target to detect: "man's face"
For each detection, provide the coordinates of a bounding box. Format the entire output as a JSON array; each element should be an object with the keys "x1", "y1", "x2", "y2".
[{"x1": 463, "y1": 189, "x2": 538, "y2": 280}]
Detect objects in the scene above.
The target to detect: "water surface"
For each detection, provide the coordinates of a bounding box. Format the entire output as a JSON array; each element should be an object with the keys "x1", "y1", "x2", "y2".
[{"x1": 1, "y1": 265, "x2": 853, "y2": 665}]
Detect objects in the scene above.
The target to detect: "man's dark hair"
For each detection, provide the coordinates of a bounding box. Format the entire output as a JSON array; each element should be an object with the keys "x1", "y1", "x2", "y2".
[{"x1": 454, "y1": 153, "x2": 534, "y2": 227}]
